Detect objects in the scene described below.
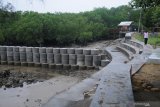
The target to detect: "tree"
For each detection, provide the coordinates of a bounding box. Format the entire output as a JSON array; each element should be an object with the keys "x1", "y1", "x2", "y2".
[{"x1": 130, "y1": 0, "x2": 160, "y2": 9}]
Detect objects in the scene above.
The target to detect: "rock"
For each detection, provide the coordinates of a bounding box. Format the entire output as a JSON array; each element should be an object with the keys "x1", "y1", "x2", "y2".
[
  {"x1": 133, "y1": 86, "x2": 141, "y2": 91},
  {"x1": 150, "y1": 88, "x2": 160, "y2": 92},
  {"x1": 151, "y1": 81, "x2": 160, "y2": 88},
  {"x1": 142, "y1": 83, "x2": 147, "y2": 88},
  {"x1": 146, "y1": 85, "x2": 152, "y2": 89},
  {"x1": 5, "y1": 82, "x2": 12, "y2": 88},
  {"x1": 84, "y1": 93, "x2": 90, "y2": 99},
  {"x1": 26, "y1": 99, "x2": 29, "y2": 102},
  {"x1": 144, "y1": 89, "x2": 150, "y2": 92},
  {"x1": 19, "y1": 83, "x2": 23, "y2": 87}
]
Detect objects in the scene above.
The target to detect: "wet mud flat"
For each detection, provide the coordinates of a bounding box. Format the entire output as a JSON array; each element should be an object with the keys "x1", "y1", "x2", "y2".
[
  {"x1": 0, "y1": 65, "x2": 97, "y2": 107},
  {"x1": 132, "y1": 64, "x2": 160, "y2": 107},
  {"x1": 0, "y1": 65, "x2": 58, "y2": 88},
  {"x1": 0, "y1": 65, "x2": 97, "y2": 89}
]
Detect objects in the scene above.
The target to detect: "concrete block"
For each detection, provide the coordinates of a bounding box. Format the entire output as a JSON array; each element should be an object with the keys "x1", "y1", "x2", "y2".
[
  {"x1": 75, "y1": 48, "x2": 83, "y2": 54},
  {"x1": 77, "y1": 54, "x2": 84, "y2": 65},
  {"x1": 54, "y1": 54, "x2": 61, "y2": 64},
  {"x1": 67, "y1": 48, "x2": 75, "y2": 54},
  {"x1": 61, "y1": 54, "x2": 69, "y2": 64},
  {"x1": 83, "y1": 49, "x2": 91, "y2": 55},
  {"x1": 85, "y1": 55, "x2": 93, "y2": 66},
  {"x1": 60, "y1": 48, "x2": 67, "y2": 54},
  {"x1": 53, "y1": 48, "x2": 60, "y2": 54},
  {"x1": 47, "y1": 53, "x2": 54, "y2": 63},
  {"x1": 69, "y1": 54, "x2": 76, "y2": 65},
  {"x1": 46, "y1": 48, "x2": 53, "y2": 53}
]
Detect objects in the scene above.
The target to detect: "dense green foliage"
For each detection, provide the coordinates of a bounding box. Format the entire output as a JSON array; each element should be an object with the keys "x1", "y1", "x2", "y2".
[
  {"x1": 1, "y1": 0, "x2": 160, "y2": 46},
  {"x1": 130, "y1": 0, "x2": 160, "y2": 31},
  {"x1": 1, "y1": 5, "x2": 137, "y2": 46},
  {"x1": 130, "y1": 0, "x2": 160, "y2": 9}
]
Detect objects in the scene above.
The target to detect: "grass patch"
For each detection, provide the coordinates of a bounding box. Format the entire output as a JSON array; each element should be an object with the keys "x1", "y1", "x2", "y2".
[{"x1": 134, "y1": 33, "x2": 160, "y2": 46}]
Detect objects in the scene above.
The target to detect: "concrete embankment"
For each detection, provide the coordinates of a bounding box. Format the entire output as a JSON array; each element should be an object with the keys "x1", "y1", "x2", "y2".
[{"x1": 0, "y1": 46, "x2": 111, "y2": 70}]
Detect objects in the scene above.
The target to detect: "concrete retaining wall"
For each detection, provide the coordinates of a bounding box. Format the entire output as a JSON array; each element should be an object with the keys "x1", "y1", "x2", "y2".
[{"x1": 0, "y1": 46, "x2": 111, "y2": 70}]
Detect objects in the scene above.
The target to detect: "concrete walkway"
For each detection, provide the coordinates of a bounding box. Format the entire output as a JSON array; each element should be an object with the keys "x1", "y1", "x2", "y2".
[
  {"x1": 147, "y1": 48, "x2": 160, "y2": 64},
  {"x1": 43, "y1": 41, "x2": 154, "y2": 107},
  {"x1": 43, "y1": 46, "x2": 134, "y2": 107},
  {"x1": 90, "y1": 46, "x2": 134, "y2": 107}
]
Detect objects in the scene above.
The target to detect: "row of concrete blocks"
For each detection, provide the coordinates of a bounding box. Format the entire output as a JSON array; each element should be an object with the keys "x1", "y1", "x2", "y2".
[
  {"x1": 126, "y1": 40, "x2": 143, "y2": 49},
  {"x1": 0, "y1": 61, "x2": 110, "y2": 70},
  {"x1": 0, "y1": 46, "x2": 101, "y2": 55},
  {"x1": 0, "y1": 52, "x2": 108, "y2": 67}
]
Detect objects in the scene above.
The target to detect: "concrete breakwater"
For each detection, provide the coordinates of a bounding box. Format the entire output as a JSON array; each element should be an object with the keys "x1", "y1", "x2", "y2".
[{"x1": 0, "y1": 46, "x2": 110, "y2": 70}]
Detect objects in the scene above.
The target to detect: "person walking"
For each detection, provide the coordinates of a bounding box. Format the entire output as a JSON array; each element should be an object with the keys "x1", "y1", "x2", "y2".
[{"x1": 144, "y1": 31, "x2": 149, "y2": 45}]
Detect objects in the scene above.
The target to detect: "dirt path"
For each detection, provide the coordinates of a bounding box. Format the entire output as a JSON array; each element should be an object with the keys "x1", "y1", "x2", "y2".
[{"x1": 132, "y1": 64, "x2": 160, "y2": 107}]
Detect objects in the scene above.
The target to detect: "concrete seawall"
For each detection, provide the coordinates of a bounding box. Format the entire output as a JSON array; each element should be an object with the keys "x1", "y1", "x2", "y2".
[{"x1": 0, "y1": 46, "x2": 111, "y2": 70}]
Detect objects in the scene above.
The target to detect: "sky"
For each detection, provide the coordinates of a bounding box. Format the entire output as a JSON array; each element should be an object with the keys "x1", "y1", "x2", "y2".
[{"x1": 5, "y1": 0, "x2": 131, "y2": 13}]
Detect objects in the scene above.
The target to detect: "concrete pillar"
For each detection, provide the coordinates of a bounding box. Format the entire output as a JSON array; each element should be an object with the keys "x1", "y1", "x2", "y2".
[
  {"x1": 19, "y1": 47, "x2": 26, "y2": 52},
  {"x1": 47, "y1": 53, "x2": 54, "y2": 63},
  {"x1": 33, "y1": 47, "x2": 39, "y2": 53},
  {"x1": 67, "y1": 48, "x2": 75, "y2": 54},
  {"x1": 75, "y1": 48, "x2": 83, "y2": 54},
  {"x1": 60, "y1": 48, "x2": 67, "y2": 54},
  {"x1": 1, "y1": 51, "x2": 7, "y2": 61},
  {"x1": 77, "y1": 54, "x2": 84, "y2": 65},
  {"x1": 26, "y1": 47, "x2": 32, "y2": 52},
  {"x1": 20, "y1": 52, "x2": 26, "y2": 62},
  {"x1": 33, "y1": 53, "x2": 40, "y2": 63},
  {"x1": 101, "y1": 54, "x2": 106, "y2": 60},
  {"x1": 46, "y1": 48, "x2": 53, "y2": 53},
  {"x1": 61, "y1": 54, "x2": 69, "y2": 64},
  {"x1": 0, "y1": 46, "x2": 7, "y2": 51},
  {"x1": 83, "y1": 49, "x2": 91, "y2": 55},
  {"x1": 69, "y1": 54, "x2": 76, "y2": 65},
  {"x1": 40, "y1": 53, "x2": 47, "y2": 63},
  {"x1": 53, "y1": 48, "x2": 60, "y2": 54},
  {"x1": 91, "y1": 49, "x2": 100, "y2": 55},
  {"x1": 101, "y1": 60, "x2": 110, "y2": 67},
  {"x1": 54, "y1": 54, "x2": 61, "y2": 64},
  {"x1": 7, "y1": 46, "x2": 13, "y2": 62},
  {"x1": 85, "y1": 55, "x2": 93, "y2": 66},
  {"x1": 26, "y1": 52, "x2": 33, "y2": 62},
  {"x1": 93, "y1": 55, "x2": 101, "y2": 66},
  {"x1": 13, "y1": 46, "x2": 19, "y2": 52},
  {"x1": 13, "y1": 52, "x2": 20, "y2": 61},
  {"x1": 0, "y1": 46, "x2": 7, "y2": 63},
  {"x1": 39, "y1": 47, "x2": 46, "y2": 53},
  {"x1": 7, "y1": 52, "x2": 13, "y2": 62},
  {"x1": 7, "y1": 46, "x2": 13, "y2": 52}
]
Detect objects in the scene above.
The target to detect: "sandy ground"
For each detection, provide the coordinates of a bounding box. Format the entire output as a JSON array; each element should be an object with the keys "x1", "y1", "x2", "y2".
[{"x1": 132, "y1": 64, "x2": 160, "y2": 107}]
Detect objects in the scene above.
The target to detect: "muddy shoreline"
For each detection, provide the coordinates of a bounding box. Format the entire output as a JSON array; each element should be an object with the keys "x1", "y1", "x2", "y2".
[{"x1": 132, "y1": 64, "x2": 160, "y2": 107}]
